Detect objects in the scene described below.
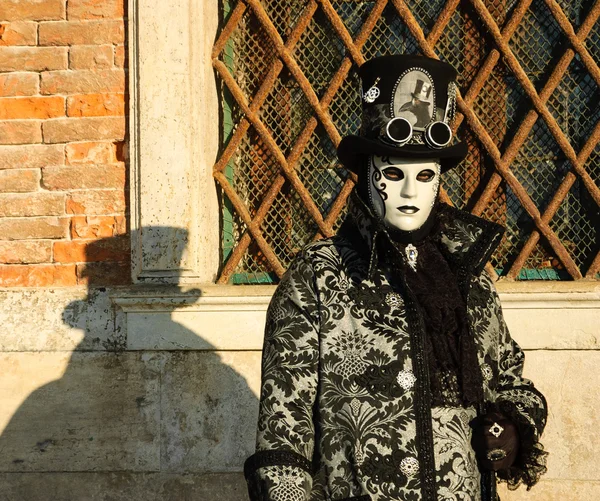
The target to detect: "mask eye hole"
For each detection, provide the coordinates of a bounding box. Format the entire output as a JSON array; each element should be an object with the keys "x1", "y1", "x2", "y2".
[
  {"x1": 381, "y1": 167, "x2": 404, "y2": 181},
  {"x1": 416, "y1": 169, "x2": 436, "y2": 182}
]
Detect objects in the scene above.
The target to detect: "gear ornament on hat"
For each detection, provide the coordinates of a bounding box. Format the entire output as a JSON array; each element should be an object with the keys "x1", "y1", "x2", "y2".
[{"x1": 363, "y1": 77, "x2": 381, "y2": 103}]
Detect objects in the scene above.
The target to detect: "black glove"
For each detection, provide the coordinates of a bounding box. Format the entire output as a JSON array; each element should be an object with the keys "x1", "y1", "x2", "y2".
[{"x1": 472, "y1": 411, "x2": 520, "y2": 471}]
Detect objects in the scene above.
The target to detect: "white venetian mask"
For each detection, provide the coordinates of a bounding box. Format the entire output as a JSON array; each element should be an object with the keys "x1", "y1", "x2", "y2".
[{"x1": 368, "y1": 155, "x2": 441, "y2": 232}]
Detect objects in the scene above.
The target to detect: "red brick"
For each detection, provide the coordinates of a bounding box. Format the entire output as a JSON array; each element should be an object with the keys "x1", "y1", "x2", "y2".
[
  {"x1": 39, "y1": 20, "x2": 125, "y2": 46},
  {"x1": 69, "y1": 45, "x2": 113, "y2": 69},
  {"x1": 0, "y1": 22, "x2": 37, "y2": 46},
  {"x1": 0, "y1": 240, "x2": 52, "y2": 264},
  {"x1": 41, "y1": 69, "x2": 125, "y2": 95},
  {"x1": 0, "y1": 169, "x2": 40, "y2": 193},
  {"x1": 0, "y1": 97, "x2": 65, "y2": 120},
  {"x1": 0, "y1": 121, "x2": 42, "y2": 144},
  {"x1": 0, "y1": 217, "x2": 68, "y2": 240},
  {"x1": 0, "y1": 144, "x2": 64, "y2": 170},
  {"x1": 54, "y1": 234, "x2": 129, "y2": 262},
  {"x1": 114, "y1": 45, "x2": 125, "y2": 68},
  {"x1": 0, "y1": 72, "x2": 39, "y2": 97},
  {"x1": 68, "y1": 0, "x2": 124, "y2": 20},
  {"x1": 65, "y1": 141, "x2": 116, "y2": 164},
  {"x1": 71, "y1": 215, "x2": 126, "y2": 238},
  {"x1": 0, "y1": 192, "x2": 65, "y2": 216},
  {"x1": 76, "y1": 260, "x2": 130, "y2": 285},
  {"x1": 67, "y1": 93, "x2": 124, "y2": 117},
  {"x1": 0, "y1": 47, "x2": 68, "y2": 72},
  {"x1": 42, "y1": 163, "x2": 125, "y2": 190},
  {"x1": 0, "y1": 0, "x2": 65, "y2": 22},
  {"x1": 66, "y1": 189, "x2": 125, "y2": 215},
  {"x1": 42, "y1": 116, "x2": 125, "y2": 143},
  {"x1": 0, "y1": 264, "x2": 77, "y2": 287}
]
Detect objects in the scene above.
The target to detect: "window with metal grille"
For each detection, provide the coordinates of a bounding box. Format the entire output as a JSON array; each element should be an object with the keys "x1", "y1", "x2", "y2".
[{"x1": 212, "y1": 0, "x2": 600, "y2": 284}]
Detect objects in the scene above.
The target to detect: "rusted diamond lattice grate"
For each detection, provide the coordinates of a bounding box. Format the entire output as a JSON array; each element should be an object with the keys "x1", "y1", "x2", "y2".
[{"x1": 213, "y1": 0, "x2": 600, "y2": 284}]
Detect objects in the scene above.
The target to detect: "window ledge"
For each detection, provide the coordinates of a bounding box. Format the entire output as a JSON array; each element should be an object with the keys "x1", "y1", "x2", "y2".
[{"x1": 110, "y1": 283, "x2": 600, "y2": 351}]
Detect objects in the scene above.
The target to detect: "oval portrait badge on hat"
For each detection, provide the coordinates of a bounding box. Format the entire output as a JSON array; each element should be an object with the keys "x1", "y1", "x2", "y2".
[{"x1": 392, "y1": 69, "x2": 436, "y2": 130}]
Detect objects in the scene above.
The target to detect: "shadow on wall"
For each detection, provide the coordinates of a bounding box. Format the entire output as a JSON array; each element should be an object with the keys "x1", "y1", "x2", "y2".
[{"x1": 0, "y1": 227, "x2": 256, "y2": 501}]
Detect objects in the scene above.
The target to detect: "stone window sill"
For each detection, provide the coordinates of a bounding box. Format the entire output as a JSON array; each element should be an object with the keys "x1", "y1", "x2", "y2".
[{"x1": 110, "y1": 282, "x2": 600, "y2": 351}]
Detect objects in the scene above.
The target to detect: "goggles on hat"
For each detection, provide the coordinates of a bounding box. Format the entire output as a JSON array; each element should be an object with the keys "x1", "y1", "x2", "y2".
[
  {"x1": 381, "y1": 85, "x2": 456, "y2": 149},
  {"x1": 382, "y1": 117, "x2": 453, "y2": 149}
]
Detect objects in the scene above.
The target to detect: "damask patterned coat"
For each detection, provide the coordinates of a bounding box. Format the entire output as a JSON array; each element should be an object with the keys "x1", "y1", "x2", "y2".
[{"x1": 245, "y1": 195, "x2": 548, "y2": 501}]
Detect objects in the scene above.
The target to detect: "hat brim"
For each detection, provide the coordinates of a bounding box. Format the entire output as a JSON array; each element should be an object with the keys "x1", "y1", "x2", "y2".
[{"x1": 338, "y1": 135, "x2": 468, "y2": 173}]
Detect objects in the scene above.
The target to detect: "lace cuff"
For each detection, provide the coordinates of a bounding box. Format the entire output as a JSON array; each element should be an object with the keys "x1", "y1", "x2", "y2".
[{"x1": 491, "y1": 399, "x2": 548, "y2": 490}]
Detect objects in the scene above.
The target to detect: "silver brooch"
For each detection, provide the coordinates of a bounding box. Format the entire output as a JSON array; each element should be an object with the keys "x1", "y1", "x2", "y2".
[
  {"x1": 396, "y1": 369, "x2": 417, "y2": 390},
  {"x1": 363, "y1": 77, "x2": 381, "y2": 103},
  {"x1": 405, "y1": 244, "x2": 418, "y2": 271},
  {"x1": 400, "y1": 456, "x2": 420, "y2": 477}
]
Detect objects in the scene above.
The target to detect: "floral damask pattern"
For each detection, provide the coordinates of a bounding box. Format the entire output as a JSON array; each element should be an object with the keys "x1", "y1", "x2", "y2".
[
  {"x1": 432, "y1": 407, "x2": 481, "y2": 501},
  {"x1": 245, "y1": 196, "x2": 547, "y2": 501}
]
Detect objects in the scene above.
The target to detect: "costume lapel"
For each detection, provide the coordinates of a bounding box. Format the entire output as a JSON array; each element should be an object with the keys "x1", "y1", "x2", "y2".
[{"x1": 343, "y1": 191, "x2": 505, "y2": 278}]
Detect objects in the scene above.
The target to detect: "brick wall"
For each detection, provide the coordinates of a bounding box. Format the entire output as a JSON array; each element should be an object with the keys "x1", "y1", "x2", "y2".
[{"x1": 0, "y1": 0, "x2": 129, "y2": 287}]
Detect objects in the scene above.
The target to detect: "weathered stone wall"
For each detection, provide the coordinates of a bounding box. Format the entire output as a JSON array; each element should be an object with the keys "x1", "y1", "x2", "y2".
[
  {"x1": 0, "y1": 286, "x2": 259, "y2": 500},
  {"x1": 1, "y1": 285, "x2": 600, "y2": 500}
]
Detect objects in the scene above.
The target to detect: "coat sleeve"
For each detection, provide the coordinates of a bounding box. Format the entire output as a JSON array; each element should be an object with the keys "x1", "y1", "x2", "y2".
[
  {"x1": 486, "y1": 274, "x2": 549, "y2": 490},
  {"x1": 244, "y1": 253, "x2": 320, "y2": 501}
]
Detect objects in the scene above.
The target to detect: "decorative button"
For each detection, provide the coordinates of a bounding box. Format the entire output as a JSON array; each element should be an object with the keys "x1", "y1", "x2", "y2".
[
  {"x1": 481, "y1": 363, "x2": 493, "y2": 382},
  {"x1": 385, "y1": 292, "x2": 403, "y2": 308},
  {"x1": 396, "y1": 369, "x2": 417, "y2": 390},
  {"x1": 400, "y1": 456, "x2": 419, "y2": 477}
]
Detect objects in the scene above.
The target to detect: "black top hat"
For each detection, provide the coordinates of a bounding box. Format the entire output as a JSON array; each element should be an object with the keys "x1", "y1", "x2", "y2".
[
  {"x1": 410, "y1": 79, "x2": 432, "y2": 103},
  {"x1": 337, "y1": 55, "x2": 467, "y2": 173}
]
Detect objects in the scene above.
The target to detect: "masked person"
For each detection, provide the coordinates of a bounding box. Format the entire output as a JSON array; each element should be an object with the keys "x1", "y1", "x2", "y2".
[{"x1": 244, "y1": 55, "x2": 548, "y2": 501}]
